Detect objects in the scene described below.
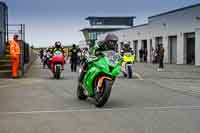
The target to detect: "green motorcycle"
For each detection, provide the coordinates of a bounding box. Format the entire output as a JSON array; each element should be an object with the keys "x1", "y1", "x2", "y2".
[{"x1": 77, "y1": 50, "x2": 122, "y2": 107}]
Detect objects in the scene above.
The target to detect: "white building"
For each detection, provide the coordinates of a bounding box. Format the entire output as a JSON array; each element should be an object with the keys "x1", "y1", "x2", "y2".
[{"x1": 98, "y1": 3, "x2": 200, "y2": 66}]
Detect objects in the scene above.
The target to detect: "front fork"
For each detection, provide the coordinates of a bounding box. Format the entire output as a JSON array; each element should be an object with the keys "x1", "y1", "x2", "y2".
[
  {"x1": 122, "y1": 62, "x2": 127, "y2": 75},
  {"x1": 122, "y1": 62, "x2": 133, "y2": 73},
  {"x1": 78, "y1": 61, "x2": 89, "y2": 82},
  {"x1": 79, "y1": 70, "x2": 86, "y2": 82}
]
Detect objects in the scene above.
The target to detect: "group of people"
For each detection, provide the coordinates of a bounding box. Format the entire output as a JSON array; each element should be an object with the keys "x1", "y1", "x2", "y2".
[
  {"x1": 69, "y1": 45, "x2": 90, "y2": 72},
  {"x1": 39, "y1": 42, "x2": 65, "y2": 69},
  {"x1": 39, "y1": 43, "x2": 89, "y2": 73},
  {"x1": 156, "y1": 44, "x2": 165, "y2": 69},
  {"x1": 138, "y1": 44, "x2": 165, "y2": 69},
  {"x1": 8, "y1": 32, "x2": 166, "y2": 80},
  {"x1": 151, "y1": 44, "x2": 165, "y2": 69},
  {"x1": 39, "y1": 40, "x2": 165, "y2": 74}
]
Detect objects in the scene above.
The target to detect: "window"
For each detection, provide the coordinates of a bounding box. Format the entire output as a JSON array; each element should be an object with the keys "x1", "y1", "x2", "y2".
[
  {"x1": 89, "y1": 32, "x2": 98, "y2": 40},
  {"x1": 96, "y1": 20, "x2": 103, "y2": 25}
]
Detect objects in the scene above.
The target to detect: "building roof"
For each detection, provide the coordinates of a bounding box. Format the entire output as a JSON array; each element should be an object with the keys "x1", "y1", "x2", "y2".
[
  {"x1": 84, "y1": 25, "x2": 131, "y2": 29},
  {"x1": 86, "y1": 16, "x2": 136, "y2": 20},
  {"x1": 133, "y1": 23, "x2": 148, "y2": 28},
  {"x1": 80, "y1": 25, "x2": 131, "y2": 31},
  {"x1": 149, "y1": 3, "x2": 200, "y2": 19}
]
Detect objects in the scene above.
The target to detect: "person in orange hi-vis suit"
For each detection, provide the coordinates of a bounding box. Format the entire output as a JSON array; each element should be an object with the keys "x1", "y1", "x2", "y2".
[{"x1": 10, "y1": 35, "x2": 20, "y2": 79}]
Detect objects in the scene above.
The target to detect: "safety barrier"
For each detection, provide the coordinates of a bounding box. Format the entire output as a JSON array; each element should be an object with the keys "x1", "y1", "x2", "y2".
[{"x1": 21, "y1": 42, "x2": 37, "y2": 74}]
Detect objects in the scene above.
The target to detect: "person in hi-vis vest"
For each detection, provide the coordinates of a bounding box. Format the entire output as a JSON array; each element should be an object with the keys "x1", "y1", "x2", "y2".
[{"x1": 10, "y1": 35, "x2": 20, "y2": 78}]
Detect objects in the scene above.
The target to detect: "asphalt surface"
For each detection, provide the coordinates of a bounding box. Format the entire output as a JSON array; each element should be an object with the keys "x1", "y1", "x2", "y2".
[{"x1": 0, "y1": 59, "x2": 200, "y2": 133}]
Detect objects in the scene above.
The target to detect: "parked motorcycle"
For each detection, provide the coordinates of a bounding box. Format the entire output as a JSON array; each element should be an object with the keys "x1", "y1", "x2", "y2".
[
  {"x1": 77, "y1": 50, "x2": 122, "y2": 107},
  {"x1": 50, "y1": 51, "x2": 65, "y2": 79},
  {"x1": 122, "y1": 52, "x2": 135, "y2": 78}
]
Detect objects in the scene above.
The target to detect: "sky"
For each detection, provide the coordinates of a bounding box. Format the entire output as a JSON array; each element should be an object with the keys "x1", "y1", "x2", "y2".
[{"x1": 3, "y1": 0, "x2": 200, "y2": 47}]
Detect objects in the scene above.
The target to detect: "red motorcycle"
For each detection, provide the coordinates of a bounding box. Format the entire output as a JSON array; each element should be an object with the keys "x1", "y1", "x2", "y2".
[{"x1": 49, "y1": 51, "x2": 65, "y2": 79}]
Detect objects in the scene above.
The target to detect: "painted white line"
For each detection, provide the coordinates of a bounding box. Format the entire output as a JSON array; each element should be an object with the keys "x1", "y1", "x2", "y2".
[
  {"x1": 1, "y1": 106, "x2": 200, "y2": 115},
  {"x1": 144, "y1": 105, "x2": 200, "y2": 111},
  {"x1": 0, "y1": 85, "x2": 15, "y2": 88},
  {"x1": 134, "y1": 72, "x2": 144, "y2": 80},
  {"x1": 0, "y1": 84, "x2": 26, "y2": 88},
  {"x1": 0, "y1": 108, "x2": 131, "y2": 115}
]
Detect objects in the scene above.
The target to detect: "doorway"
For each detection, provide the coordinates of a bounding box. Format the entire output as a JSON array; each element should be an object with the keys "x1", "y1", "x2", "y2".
[
  {"x1": 150, "y1": 39, "x2": 153, "y2": 63},
  {"x1": 169, "y1": 36, "x2": 177, "y2": 64},
  {"x1": 142, "y1": 40, "x2": 148, "y2": 62},
  {"x1": 142, "y1": 40, "x2": 147, "y2": 49},
  {"x1": 185, "y1": 33, "x2": 195, "y2": 65},
  {"x1": 133, "y1": 40, "x2": 138, "y2": 61}
]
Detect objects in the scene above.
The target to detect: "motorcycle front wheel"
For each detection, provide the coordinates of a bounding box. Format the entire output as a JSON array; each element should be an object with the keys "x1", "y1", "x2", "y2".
[
  {"x1": 127, "y1": 65, "x2": 133, "y2": 79},
  {"x1": 77, "y1": 84, "x2": 87, "y2": 100},
  {"x1": 95, "y1": 79, "x2": 113, "y2": 107}
]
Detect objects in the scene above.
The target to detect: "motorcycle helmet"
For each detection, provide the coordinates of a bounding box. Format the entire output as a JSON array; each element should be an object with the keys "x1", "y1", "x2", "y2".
[
  {"x1": 85, "y1": 47, "x2": 88, "y2": 51},
  {"x1": 55, "y1": 41, "x2": 62, "y2": 48},
  {"x1": 104, "y1": 34, "x2": 118, "y2": 51},
  {"x1": 123, "y1": 41, "x2": 130, "y2": 49},
  {"x1": 72, "y1": 44, "x2": 76, "y2": 48}
]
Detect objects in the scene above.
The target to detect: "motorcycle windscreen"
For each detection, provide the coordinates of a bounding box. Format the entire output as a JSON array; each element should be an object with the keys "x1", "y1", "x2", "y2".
[
  {"x1": 52, "y1": 51, "x2": 64, "y2": 63},
  {"x1": 102, "y1": 50, "x2": 121, "y2": 66},
  {"x1": 54, "y1": 51, "x2": 63, "y2": 56}
]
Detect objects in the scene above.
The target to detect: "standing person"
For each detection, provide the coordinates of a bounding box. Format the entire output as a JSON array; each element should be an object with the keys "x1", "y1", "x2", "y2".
[
  {"x1": 159, "y1": 44, "x2": 165, "y2": 70},
  {"x1": 39, "y1": 49, "x2": 44, "y2": 62},
  {"x1": 139, "y1": 48, "x2": 144, "y2": 62},
  {"x1": 42, "y1": 49, "x2": 47, "y2": 69},
  {"x1": 9, "y1": 35, "x2": 20, "y2": 79},
  {"x1": 43, "y1": 49, "x2": 52, "y2": 69},
  {"x1": 154, "y1": 46, "x2": 159, "y2": 64},
  {"x1": 70, "y1": 44, "x2": 78, "y2": 72}
]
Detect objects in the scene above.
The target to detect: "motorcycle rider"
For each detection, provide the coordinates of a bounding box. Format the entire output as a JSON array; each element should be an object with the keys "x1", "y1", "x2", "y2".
[
  {"x1": 120, "y1": 41, "x2": 135, "y2": 77},
  {"x1": 96, "y1": 34, "x2": 118, "y2": 53},
  {"x1": 120, "y1": 41, "x2": 134, "y2": 55},
  {"x1": 51, "y1": 41, "x2": 65, "y2": 70},
  {"x1": 79, "y1": 34, "x2": 119, "y2": 82},
  {"x1": 52, "y1": 41, "x2": 65, "y2": 54}
]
